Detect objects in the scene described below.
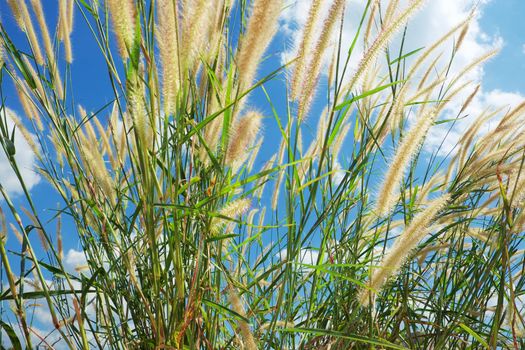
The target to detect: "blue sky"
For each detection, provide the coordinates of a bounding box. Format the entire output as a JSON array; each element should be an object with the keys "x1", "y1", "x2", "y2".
[
  {"x1": 1, "y1": 0, "x2": 525, "y2": 346},
  {"x1": 480, "y1": 0, "x2": 525, "y2": 93}
]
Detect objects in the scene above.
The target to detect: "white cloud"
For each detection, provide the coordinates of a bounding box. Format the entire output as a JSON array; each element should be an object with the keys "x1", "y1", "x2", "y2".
[
  {"x1": 332, "y1": 160, "x2": 345, "y2": 185},
  {"x1": 64, "y1": 248, "x2": 88, "y2": 274},
  {"x1": 0, "y1": 108, "x2": 40, "y2": 196},
  {"x1": 277, "y1": 247, "x2": 319, "y2": 263},
  {"x1": 280, "y1": 0, "x2": 525, "y2": 156},
  {"x1": 277, "y1": 247, "x2": 322, "y2": 272},
  {"x1": 522, "y1": 43, "x2": 525, "y2": 55}
]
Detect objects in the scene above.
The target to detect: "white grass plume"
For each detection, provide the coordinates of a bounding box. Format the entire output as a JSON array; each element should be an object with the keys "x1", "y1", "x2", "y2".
[
  {"x1": 290, "y1": 0, "x2": 322, "y2": 100},
  {"x1": 211, "y1": 198, "x2": 251, "y2": 235},
  {"x1": 58, "y1": 0, "x2": 73, "y2": 62},
  {"x1": 18, "y1": 0, "x2": 44, "y2": 65},
  {"x1": 107, "y1": 0, "x2": 135, "y2": 59},
  {"x1": 375, "y1": 108, "x2": 438, "y2": 216},
  {"x1": 359, "y1": 194, "x2": 450, "y2": 307},
  {"x1": 236, "y1": 0, "x2": 281, "y2": 95},
  {"x1": 344, "y1": 0, "x2": 425, "y2": 94},
  {"x1": 297, "y1": 0, "x2": 345, "y2": 121},
  {"x1": 157, "y1": 0, "x2": 180, "y2": 115},
  {"x1": 225, "y1": 111, "x2": 262, "y2": 172},
  {"x1": 228, "y1": 285, "x2": 258, "y2": 350},
  {"x1": 30, "y1": 0, "x2": 64, "y2": 98}
]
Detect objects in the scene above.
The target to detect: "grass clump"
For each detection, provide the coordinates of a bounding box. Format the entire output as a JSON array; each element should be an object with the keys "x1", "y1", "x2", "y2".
[{"x1": 0, "y1": 0, "x2": 524, "y2": 349}]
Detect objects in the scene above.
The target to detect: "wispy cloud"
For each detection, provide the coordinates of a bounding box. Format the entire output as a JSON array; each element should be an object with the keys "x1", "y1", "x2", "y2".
[{"x1": 280, "y1": 0, "x2": 524, "y2": 156}]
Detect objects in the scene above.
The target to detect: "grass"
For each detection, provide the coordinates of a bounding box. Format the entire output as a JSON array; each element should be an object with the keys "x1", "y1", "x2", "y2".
[{"x1": 0, "y1": 0, "x2": 524, "y2": 349}]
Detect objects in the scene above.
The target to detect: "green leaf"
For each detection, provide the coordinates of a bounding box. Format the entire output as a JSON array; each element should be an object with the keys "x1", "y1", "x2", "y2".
[
  {"x1": 7, "y1": 251, "x2": 81, "y2": 282},
  {"x1": 335, "y1": 80, "x2": 406, "y2": 111},
  {"x1": 389, "y1": 47, "x2": 424, "y2": 65},
  {"x1": 434, "y1": 114, "x2": 468, "y2": 125},
  {"x1": 205, "y1": 234, "x2": 239, "y2": 243},
  {"x1": 0, "y1": 320, "x2": 22, "y2": 350},
  {"x1": 458, "y1": 323, "x2": 490, "y2": 349},
  {"x1": 202, "y1": 298, "x2": 250, "y2": 323},
  {"x1": 278, "y1": 328, "x2": 409, "y2": 349},
  {"x1": 0, "y1": 289, "x2": 96, "y2": 301}
]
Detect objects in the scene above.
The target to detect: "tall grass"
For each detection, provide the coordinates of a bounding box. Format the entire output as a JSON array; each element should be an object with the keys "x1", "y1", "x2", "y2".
[{"x1": 0, "y1": 0, "x2": 524, "y2": 349}]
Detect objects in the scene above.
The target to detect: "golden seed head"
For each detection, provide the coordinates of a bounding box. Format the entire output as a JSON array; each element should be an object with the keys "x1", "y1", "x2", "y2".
[
  {"x1": 107, "y1": 0, "x2": 135, "y2": 59},
  {"x1": 211, "y1": 198, "x2": 252, "y2": 235},
  {"x1": 225, "y1": 111, "x2": 263, "y2": 172},
  {"x1": 157, "y1": 0, "x2": 180, "y2": 115},
  {"x1": 360, "y1": 194, "x2": 450, "y2": 306},
  {"x1": 228, "y1": 285, "x2": 258, "y2": 350},
  {"x1": 376, "y1": 108, "x2": 438, "y2": 216},
  {"x1": 236, "y1": 0, "x2": 282, "y2": 97}
]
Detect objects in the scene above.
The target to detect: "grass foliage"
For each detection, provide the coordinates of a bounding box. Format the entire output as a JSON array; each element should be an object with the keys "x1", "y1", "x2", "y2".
[{"x1": 0, "y1": 0, "x2": 524, "y2": 348}]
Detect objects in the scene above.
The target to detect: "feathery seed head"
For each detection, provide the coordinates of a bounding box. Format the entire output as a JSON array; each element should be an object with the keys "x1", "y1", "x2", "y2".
[
  {"x1": 345, "y1": 0, "x2": 425, "y2": 94},
  {"x1": 67, "y1": 0, "x2": 74, "y2": 33},
  {"x1": 58, "y1": 0, "x2": 74, "y2": 62},
  {"x1": 31, "y1": 0, "x2": 64, "y2": 98},
  {"x1": 211, "y1": 198, "x2": 252, "y2": 235},
  {"x1": 236, "y1": 0, "x2": 282, "y2": 95},
  {"x1": 220, "y1": 198, "x2": 252, "y2": 220},
  {"x1": 225, "y1": 111, "x2": 262, "y2": 172},
  {"x1": 228, "y1": 285, "x2": 258, "y2": 350},
  {"x1": 7, "y1": 0, "x2": 24, "y2": 29},
  {"x1": 15, "y1": 82, "x2": 37, "y2": 125},
  {"x1": 18, "y1": 0, "x2": 44, "y2": 65},
  {"x1": 364, "y1": 0, "x2": 379, "y2": 47},
  {"x1": 459, "y1": 84, "x2": 480, "y2": 115},
  {"x1": 180, "y1": 0, "x2": 215, "y2": 70},
  {"x1": 456, "y1": 22, "x2": 469, "y2": 51},
  {"x1": 107, "y1": 0, "x2": 135, "y2": 59},
  {"x1": 376, "y1": 108, "x2": 438, "y2": 216},
  {"x1": 383, "y1": 0, "x2": 400, "y2": 26},
  {"x1": 297, "y1": 0, "x2": 345, "y2": 121},
  {"x1": 360, "y1": 194, "x2": 450, "y2": 306},
  {"x1": 30, "y1": 0, "x2": 52, "y2": 60},
  {"x1": 157, "y1": 0, "x2": 180, "y2": 115},
  {"x1": 290, "y1": 0, "x2": 322, "y2": 100}
]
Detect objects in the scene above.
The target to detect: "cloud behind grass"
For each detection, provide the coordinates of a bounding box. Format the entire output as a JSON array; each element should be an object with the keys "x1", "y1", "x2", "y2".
[
  {"x1": 0, "y1": 108, "x2": 40, "y2": 196},
  {"x1": 280, "y1": 0, "x2": 525, "y2": 156}
]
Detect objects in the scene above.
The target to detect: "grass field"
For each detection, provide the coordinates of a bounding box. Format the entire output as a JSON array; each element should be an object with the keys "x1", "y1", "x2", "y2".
[{"x1": 0, "y1": 0, "x2": 524, "y2": 348}]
